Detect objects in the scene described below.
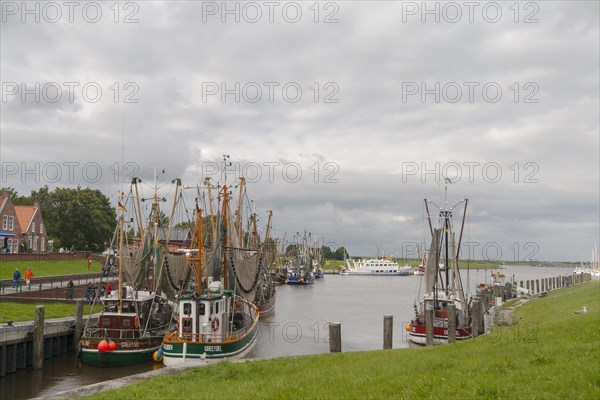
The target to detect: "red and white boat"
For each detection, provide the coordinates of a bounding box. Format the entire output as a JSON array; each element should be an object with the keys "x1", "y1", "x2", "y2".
[{"x1": 408, "y1": 181, "x2": 472, "y2": 345}]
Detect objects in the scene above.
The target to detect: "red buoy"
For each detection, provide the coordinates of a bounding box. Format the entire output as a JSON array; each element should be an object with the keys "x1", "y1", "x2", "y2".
[
  {"x1": 98, "y1": 339, "x2": 109, "y2": 353},
  {"x1": 108, "y1": 341, "x2": 117, "y2": 351}
]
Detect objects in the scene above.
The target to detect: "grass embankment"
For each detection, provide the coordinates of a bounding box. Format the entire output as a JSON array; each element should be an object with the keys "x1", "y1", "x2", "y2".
[
  {"x1": 0, "y1": 302, "x2": 101, "y2": 323},
  {"x1": 86, "y1": 281, "x2": 599, "y2": 399},
  {"x1": 0, "y1": 260, "x2": 102, "y2": 279}
]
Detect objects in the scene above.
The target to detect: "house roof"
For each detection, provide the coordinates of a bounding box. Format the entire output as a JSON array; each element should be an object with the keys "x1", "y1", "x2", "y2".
[
  {"x1": 14, "y1": 205, "x2": 38, "y2": 232},
  {"x1": 157, "y1": 228, "x2": 191, "y2": 242},
  {"x1": 0, "y1": 196, "x2": 7, "y2": 214}
]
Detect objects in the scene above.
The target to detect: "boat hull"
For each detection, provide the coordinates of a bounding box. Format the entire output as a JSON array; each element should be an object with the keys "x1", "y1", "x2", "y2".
[
  {"x1": 408, "y1": 324, "x2": 472, "y2": 345},
  {"x1": 342, "y1": 270, "x2": 411, "y2": 276},
  {"x1": 79, "y1": 336, "x2": 164, "y2": 367},
  {"x1": 257, "y1": 291, "x2": 276, "y2": 317},
  {"x1": 161, "y1": 323, "x2": 259, "y2": 366},
  {"x1": 286, "y1": 277, "x2": 314, "y2": 285}
]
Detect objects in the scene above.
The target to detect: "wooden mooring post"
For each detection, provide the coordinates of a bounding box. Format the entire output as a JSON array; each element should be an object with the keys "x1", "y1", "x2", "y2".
[
  {"x1": 383, "y1": 315, "x2": 393, "y2": 350},
  {"x1": 33, "y1": 306, "x2": 44, "y2": 369},
  {"x1": 447, "y1": 304, "x2": 456, "y2": 344},
  {"x1": 425, "y1": 307, "x2": 434, "y2": 346},
  {"x1": 74, "y1": 299, "x2": 84, "y2": 345},
  {"x1": 329, "y1": 322, "x2": 341, "y2": 353},
  {"x1": 472, "y1": 299, "x2": 481, "y2": 337}
]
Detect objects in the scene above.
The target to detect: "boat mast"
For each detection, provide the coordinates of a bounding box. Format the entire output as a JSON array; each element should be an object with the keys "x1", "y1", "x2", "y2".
[
  {"x1": 204, "y1": 178, "x2": 216, "y2": 244},
  {"x1": 264, "y1": 210, "x2": 273, "y2": 244},
  {"x1": 150, "y1": 168, "x2": 161, "y2": 290},
  {"x1": 442, "y1": 179, "x2": 452, "y2": 296},
  {"x1": 197, "y1": 204, "x2": 204, "y2": 297},
  {"x1": 132, "y1": 177, "x2": 144, "y2": 242},
  {"x1": 118, "y1": 211, "x2": 124, "y2": 314},
  {"x1": 166, "y1": 178, "x2": 182, "y2": 249}
]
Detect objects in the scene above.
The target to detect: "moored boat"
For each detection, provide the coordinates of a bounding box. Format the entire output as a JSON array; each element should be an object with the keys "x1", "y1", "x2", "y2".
[
  {"x1": 162, "y1": 172, "x2": 261, "y2": 365},
  {"x1": 408, "y1": 181, "x2": 472, "y2": 345},
  {"x1": 80, "y1": 177, "x2": 174, "y2": 366},
  {"x1": 342, "y1": 256, "x2": 411, "y2": 276}
]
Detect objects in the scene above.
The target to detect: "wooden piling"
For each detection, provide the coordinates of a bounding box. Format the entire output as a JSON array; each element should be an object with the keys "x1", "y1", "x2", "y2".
[
  {"x1": 383, "y1": 315, "x2": 393, "y2": 349},
  {"x1": 520, "y1": 280, "x2": 523, "y2": 290},
  {"x1": 535, "y1": 279, "x2": 540, "y2": 293},
  {"x1": 526, "y1": 280, "x2": 530, "y2": 291},
  {"x1": 33, "y1": 306, "x2": 44, "y2": 369},
  {"x1": 329, "y1": 322, "x2": 341, "y2": 353},
  {"x1": 472, "y1": 299, "x2": 481, "y2": 337},
  {"x1": 425, "y1": 308, "x2": 434, "y2": 346},
  {"x1": 448, "y1": 304, "x2": 456, "y2": 344},
  {"x1": 74, "y1": 299, "x2": 84, "y2": 346}
]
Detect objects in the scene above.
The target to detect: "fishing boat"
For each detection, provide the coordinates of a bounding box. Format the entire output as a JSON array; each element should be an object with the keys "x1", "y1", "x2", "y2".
[
  {"x1": 161, "y1": 173, "x2": 260, "y2": 365},
  {"x1": 286, "y1": 232, "x2": 315, "y2": 285},
  {"x1": 408, "y1": 181, "x2": 472, "y2": 345},
  {"x1": 341, "y1": 255, "x2": 412, "y2": 276},
  {"x1": 255, "y1": 210, "x2": 276, "y2": 317},
  {"x1": 79, "y1": 177, "x2": 174, "y2": 367}
]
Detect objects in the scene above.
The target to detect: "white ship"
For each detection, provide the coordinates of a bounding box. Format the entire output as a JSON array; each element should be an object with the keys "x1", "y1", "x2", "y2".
[{"x1": 341, "y1": 257, "x2": 412, "y2": 276}]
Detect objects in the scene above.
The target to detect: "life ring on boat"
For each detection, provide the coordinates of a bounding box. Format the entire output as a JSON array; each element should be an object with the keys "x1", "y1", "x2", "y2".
[
  {"x1": 134, "y1": 315, "x2": 140, "y2": 327},
  {"x1": 211, "y1": 316, "x2": 220, "y2": 332}
]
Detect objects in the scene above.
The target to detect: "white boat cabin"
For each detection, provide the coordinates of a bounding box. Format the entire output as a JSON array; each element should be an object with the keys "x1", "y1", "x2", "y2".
[{"x1": 178, "y1": 280, "x2": 231, "y2": 338}]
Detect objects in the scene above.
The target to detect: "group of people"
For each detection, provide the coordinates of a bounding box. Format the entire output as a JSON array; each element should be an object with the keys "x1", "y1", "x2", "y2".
[
  {"x1": 84, "y1": 282, "x2": 113, "y2": 303},
  {"x1": 12, "y1": 267, "x2": 34, "y2": 290}
]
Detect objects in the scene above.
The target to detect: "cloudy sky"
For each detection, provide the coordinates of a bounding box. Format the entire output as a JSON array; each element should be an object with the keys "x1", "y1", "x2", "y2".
[{"x1": 1, "y1": 1, "x2": 598, "y2": 261}]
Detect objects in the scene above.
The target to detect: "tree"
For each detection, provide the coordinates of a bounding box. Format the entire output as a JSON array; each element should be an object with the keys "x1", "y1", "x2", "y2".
[
  {"x1": 0, "y1": 187, "x2": 33, "y2": 205},
  {"x1": 285, "y1": 243, "x2": 298, "y2": 256},
  {"x1": 321, "y1": 245, "x2": 334, "y2": 259},
  {"x1": 333, "y1": 246, "x2": 348, "y2": 260},
  {"x1": 29, "y1": 186, "x2": 116, "y2": 252}
]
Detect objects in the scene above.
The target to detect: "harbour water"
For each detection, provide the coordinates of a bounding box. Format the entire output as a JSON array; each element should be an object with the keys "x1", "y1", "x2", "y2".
[{"x1": 2, "y1": 265, "x2": 575, "y2": 399}]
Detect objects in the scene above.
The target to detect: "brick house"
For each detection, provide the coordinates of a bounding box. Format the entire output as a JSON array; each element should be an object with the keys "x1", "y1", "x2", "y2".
[{"x1": 0, "y1": 192, "x2": 47, "y2": 253}]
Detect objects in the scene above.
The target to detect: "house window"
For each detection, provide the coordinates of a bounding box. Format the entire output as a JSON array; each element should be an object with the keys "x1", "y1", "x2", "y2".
[
  {"x1": 32, "y1": 222, "x2": 36, "y2": 233},
  {"x1": 13, "y1": 241, "x2": 18, "y2": 253},
  {"x1": 9, "y1": 216, "x2": 14, "y2": 230},
  {"x1": 33, "y1": 236, "x2": 39, "y2": 251},
  {"x1": 28, "y1": 236, "x2": 32, "y2": 249},
  {"x1": 40, "y1": 223, "x2": 44, "y2": 234},
  {"x1": 7, "y1": 239, "x2": 12, "y2": 252},
  {"x1": 41, "y1": 239, "x2": 45, "y2": 252},
  {"x1": 2, "y1": 216, "x2": 7, "y2": 230}
]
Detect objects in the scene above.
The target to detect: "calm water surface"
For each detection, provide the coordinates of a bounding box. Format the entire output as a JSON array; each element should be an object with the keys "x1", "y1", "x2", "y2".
[{"x1": 2, "y1": 265, "x2": 575, "y2": 399}]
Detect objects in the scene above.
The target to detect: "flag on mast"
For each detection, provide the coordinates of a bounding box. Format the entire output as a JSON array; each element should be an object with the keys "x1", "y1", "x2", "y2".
[{"x1": 118, "y1": 201, "x2": 126, "y2": 212}]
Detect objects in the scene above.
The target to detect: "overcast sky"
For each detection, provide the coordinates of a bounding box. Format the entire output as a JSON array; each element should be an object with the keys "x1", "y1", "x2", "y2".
[{"x1": 1, "y1": 1, "x2": 598, "y2": 261}]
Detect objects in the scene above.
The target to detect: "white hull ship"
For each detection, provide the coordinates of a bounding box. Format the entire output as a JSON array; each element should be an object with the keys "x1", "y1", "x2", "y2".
[{"x1": 342, "y1": 257, "x2": 411, "y2": 276}]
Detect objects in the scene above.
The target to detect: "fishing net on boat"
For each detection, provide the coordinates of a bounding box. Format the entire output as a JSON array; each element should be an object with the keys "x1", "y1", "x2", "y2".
[
  {"x1": 229, "y1": 248, "x2": 261, "y2": 300},
  {"x1": 161, "y1": 252, "x2": 188, "y2": 297},
  {"x1": 425, "y1": 229, "x2": 441, "y2": 295},
  {"x1": 263, "y1": 247, "x2": 275, "y2": 271},
  {"x1": 121, "y1": 246, "x2": 146, "y2": 286}
]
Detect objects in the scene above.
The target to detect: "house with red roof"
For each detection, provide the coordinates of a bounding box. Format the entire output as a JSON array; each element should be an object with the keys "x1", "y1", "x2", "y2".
[{"x1": 0, "y1": 192, "x2": 47, "y2": 253}]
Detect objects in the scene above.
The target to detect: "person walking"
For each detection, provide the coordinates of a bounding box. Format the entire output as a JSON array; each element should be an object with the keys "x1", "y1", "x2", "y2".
[
  {"x1": 87, "y1": 255, "x2": 93, "y2": 271},
  {"x1": 24, "y1": 267, "x2": 34, "y2": 290},
  {"x1": 13, "y1": 268, "x2": 22, "y2": 290},
  {"x1": 67, "y1": 280, "x2": 75, "y2": 300}
]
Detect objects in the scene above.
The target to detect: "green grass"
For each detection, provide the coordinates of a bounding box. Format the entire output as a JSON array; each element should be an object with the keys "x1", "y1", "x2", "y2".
[
  {"x1": 0, "y1": 260, "x2": 102, "y2": 279},
  {"x1": 85, "y1": 281, "x2": 600, "y2": 400},
  {"x1": 0, "y1": 301, "x2": 101, "y2": 323},
  {"x1": 323, "y1": 259, "x2": 346, "y2": 270}
]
